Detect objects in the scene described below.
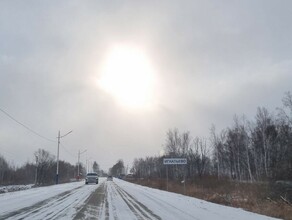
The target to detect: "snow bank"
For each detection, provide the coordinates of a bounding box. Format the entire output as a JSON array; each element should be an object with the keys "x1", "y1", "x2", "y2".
[{"x1": 0, "y1": 184, "x2": 33, "y2": 194}]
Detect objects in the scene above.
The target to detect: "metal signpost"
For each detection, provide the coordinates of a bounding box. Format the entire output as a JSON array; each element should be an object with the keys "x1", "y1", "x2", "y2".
[{"x1": 163, "y1": 158, "x2": 187, "y2": 194}]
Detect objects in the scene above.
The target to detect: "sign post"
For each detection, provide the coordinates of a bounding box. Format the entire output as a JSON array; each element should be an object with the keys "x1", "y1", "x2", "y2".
[{"x1": 163, "y1": 158, "x2": 187, "y2": 193}]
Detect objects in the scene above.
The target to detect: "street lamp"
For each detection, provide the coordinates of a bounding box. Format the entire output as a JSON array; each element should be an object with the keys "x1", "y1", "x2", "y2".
[{"x1": 56, "y1": 130, "x2": 73, "y2": 184}]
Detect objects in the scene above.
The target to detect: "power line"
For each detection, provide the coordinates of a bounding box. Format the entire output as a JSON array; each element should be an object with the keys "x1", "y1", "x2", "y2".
[
  {"x1": 60, "y1": 143, "x2": 76, "y2": 159},
  {"x1": 0, "y1": 147, "x2": 15, "y2": 159},
  {"x1": 0, "y1": 107, "x2": 56, "y2": 143}
]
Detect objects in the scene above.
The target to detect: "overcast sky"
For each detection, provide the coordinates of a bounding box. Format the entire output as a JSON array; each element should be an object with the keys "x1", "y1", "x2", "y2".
[{"x1": 1, "y1": 1, "x2": 292, "y2": 171}]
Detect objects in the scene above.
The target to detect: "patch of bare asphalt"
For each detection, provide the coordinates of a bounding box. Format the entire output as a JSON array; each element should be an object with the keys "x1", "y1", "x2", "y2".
[
  {"x1": 0, "y1": 186, "x2": 83, "y2": 220},
  {"x1": 73, "y1": 182, "x2": 106, "y2": 220},
  {"x1": 104, "y1": 183, "x2": 110, "y2": 220}
]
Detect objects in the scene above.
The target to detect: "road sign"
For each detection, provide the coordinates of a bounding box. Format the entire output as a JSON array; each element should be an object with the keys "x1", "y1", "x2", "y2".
[{"x1": 163, "y1": 158, "x2": 187, "y2": 165}]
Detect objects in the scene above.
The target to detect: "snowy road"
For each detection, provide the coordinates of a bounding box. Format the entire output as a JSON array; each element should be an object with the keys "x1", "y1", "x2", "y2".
[
  {"x1": 0, "y1": 179, "x2": 105, "y2": 219},
  {"x1": 0, "y1": 178, "x2": 278, "y2": 220}
]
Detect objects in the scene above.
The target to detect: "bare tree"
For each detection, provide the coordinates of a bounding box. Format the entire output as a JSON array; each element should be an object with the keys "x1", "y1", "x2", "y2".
[
  {"x1": 210, "y1": 125, "x2": 226, "y2": 179},
  {"x1": 279, "y1": 91, "x2": 292, "y2": 125},
  {"x1": 251, "y1": 107, "x2": 277, "y2": 179},
  {"x1": 0, "y1": 154, "x2": 9, "y2": 184},
  {"x1": 190, "y1": 137, "x2": 210, "y2": 178},
  {"x1": 34, "y1": 149, "x2": 55, "y2": 185},
  {"x1": 165, "y1": 128, "x2": 181, "y2": 157}
]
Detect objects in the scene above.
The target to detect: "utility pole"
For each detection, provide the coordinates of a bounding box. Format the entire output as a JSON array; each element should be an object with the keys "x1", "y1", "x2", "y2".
[
  {"x1": 86, "y1": 157, "x2": 92, "y2": 174},
  {"x1": 56, "y1": 130, "x2": 73, "y2": 184},
  {"x1": 77, "y1": 149, "x2": 87, "y2": 181},
  {"x1": 56, "y1": 131, "x2": 60, "y2": 184},
  {"x1": 34, "y1": 155, "x2": 38, "y2": 185},
  {"x1": 78, "y1": 150, "x2": 80, "y2": 180}
]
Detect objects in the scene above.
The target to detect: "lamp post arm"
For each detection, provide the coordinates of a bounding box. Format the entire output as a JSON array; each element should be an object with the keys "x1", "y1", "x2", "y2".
[{"x1": 60, "y1": 130, "x2": 73, "y2": 138}]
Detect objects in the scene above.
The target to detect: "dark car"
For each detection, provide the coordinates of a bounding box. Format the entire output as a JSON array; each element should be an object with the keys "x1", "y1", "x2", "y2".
[
  {"x1": 107, "y1": 175, "x2": 113, "y2": 181},
  {"x1": 85, "y1": 172, "x2": 99, "y2": 184}
]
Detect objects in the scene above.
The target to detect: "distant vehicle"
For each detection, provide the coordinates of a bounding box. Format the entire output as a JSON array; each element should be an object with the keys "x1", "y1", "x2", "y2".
[
  {"x1": 107, "y1": 175, "x2": 113, "y2": 181},
  {"x1": 125, "y1": 174, "x2": 134, "y2": 180},
  {"x1": 85, "y1": 172, "x2": 99, "y2": 184}
]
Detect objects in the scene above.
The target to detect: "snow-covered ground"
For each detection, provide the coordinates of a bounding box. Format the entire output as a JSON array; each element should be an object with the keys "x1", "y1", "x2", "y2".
[{"x1": 0, "y1": 178, "x2": 279, "y2": 220}]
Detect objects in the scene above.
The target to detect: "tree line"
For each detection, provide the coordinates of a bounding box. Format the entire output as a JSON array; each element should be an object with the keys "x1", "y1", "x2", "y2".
[
  {"x1": 131, "y1": 92, "x2": 292, "y2": 182},
  {"x1": 0, "y1": 148, "x2": 102, "y2": 185}
]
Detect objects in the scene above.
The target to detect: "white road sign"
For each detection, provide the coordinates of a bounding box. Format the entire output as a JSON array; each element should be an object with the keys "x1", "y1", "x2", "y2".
[{"x1": 163, "y1": 158, "x2": 187, "y2": 165}]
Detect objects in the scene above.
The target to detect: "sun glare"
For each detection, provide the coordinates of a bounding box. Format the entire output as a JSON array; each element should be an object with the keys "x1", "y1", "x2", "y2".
[{"x1": 97, "y1": 45, "x2": 156, "y2": 109}]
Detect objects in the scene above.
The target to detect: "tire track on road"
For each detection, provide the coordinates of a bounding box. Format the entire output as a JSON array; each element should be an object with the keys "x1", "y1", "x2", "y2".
[
  {"x1": 1, "y1": 186, "x2": 83, "y2": 220},
  {"x1": 138, "y1": 188, "x2": 199, "y2": 220},
  {"x1": 112, "y1": 182, "x2": 161, "y2": 220},
  {"x1": 120, "y1": 184, "x2": 199, "y2": 220},
  {"x1": 107, "y1": 183, "x2": 118, "y2": 220}
]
